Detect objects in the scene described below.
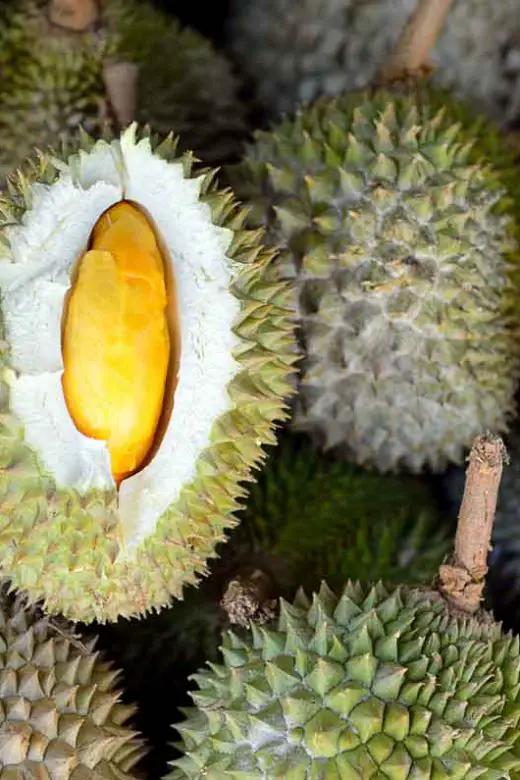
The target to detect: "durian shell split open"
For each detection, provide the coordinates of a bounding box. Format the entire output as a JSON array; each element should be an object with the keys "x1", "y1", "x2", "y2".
[{"x1": 0, "y1": 126, "x2": 297, "y2": 623}]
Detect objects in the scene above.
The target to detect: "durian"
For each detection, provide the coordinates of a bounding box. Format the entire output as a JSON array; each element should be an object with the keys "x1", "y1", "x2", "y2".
[
  {"x1": 0, "y1": 0, "x2": 248, "y2": 183},
  {"x1": 227, "y1": 0, "x2": 520, "y2": 123},
  {"x1": 0, "y1": 124, "x2": 296, "y2": 623},
  {"x1": 0, "y1": 588, "x2": 147, "y2": 778},
  {"x1": 229, "y1": 86, "x2": 520, "y2": 473},
  {"x1": 239, "y1": 435, "x2": 450, "y2": 591},
  {"x1": 168, "y1": 434, "x2": 520, "y2": 779}
]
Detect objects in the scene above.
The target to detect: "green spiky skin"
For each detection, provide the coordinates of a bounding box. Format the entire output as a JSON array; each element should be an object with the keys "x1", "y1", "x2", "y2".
[
  {"x1": 168, "y1": 580, "x2": 520, "y2": 779},
  {"x1": 0, "y1": 0, "x2": 111, "y2": 184},
  {"x1": 240, "y1": 435, "x2": 450, "y2": 592},
  {"x1": 107, "y1": 4, "x2": 249, "y2": 165},
  {"x1": 0, "y1": 129, "x2": 297, "y2": 624},
  {"x1": 0, "y1": 589, "x2": 146, "y2": 778},
  {"x1": 0, "y1": 0, "x2": 248, "y2": 184},
  {"x1": 229, "y1": 87, "x2": 520, "y2": 474},
  {"x1": 227, "y1": 0, "x2": 520, "y2": 123}
]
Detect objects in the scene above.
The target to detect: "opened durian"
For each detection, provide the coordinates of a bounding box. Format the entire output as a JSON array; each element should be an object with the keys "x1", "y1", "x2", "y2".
[
  {"x1": 168, "y1": 434, "x2": 520, "y2": 778},
  {"x1": 0, "y1": 0, "x2": 248, "y2": 184},
  {"x1": 0, "y1": 124, "x2": 296, "y2": 623},
  {"x1": 227, "y1": 0, "x2": 520, "y2": 123},
  {"x1": 240, "y1": 435, "x2": 449, "y2": 591},
  {"x1": 229, "y1": 86, "x2": 520, "y2": 473},
  {"x1": 0, "y1": 587, "x2": 147, "y2": 778}
]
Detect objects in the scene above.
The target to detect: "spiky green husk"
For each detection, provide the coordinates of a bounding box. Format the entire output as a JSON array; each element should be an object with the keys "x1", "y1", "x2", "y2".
[
  {"x1": 229, "y1": 87, "x2": 520, "y2": 473},
  {"x1": 0, "y1": 589, "x2": 146, "y2": 778},
  {"x1": 0, "y1": 128, "x2": 297, "y2": 623},
  {"x1": 169, "y1": 580, "x2": 520, "y2": 778},
  {"x1": 0, "y1": 0, "x2": 110, "y2": 183},
  {"x1": 227, "y1": 0, "x2": 520, "y2": 124},
  {"x1": 241, "y1": 435, "x2": 449, "y2": 591},
  {"x1": 0, "y1": 0, "x2": 247, "y2": 184},
  {"x1": 107, "y1": 5, "x2": 249, "y2": 164}
]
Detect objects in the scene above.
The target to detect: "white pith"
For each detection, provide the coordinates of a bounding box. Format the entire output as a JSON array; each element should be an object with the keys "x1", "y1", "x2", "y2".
[{"x1": 0, "y1": 125, "x2": 241, "y2": 552}]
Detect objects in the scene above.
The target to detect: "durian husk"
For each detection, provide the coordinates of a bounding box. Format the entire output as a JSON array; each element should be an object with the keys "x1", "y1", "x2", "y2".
[
  {"x1": 168, "y1": 580, "x2": 520, "y2": 778},
  {"x1": 0, "y1": 128, "x2": 297, "y2": 623},
  {"x1": 0, "y1": 584, "x2": 147, "y2": 778},
  {"x1": 229, "y1": 86, "x2": 520, "y2": 474},
  {"x1": 0, "y1": 0, "x2": 249, "y2": 185}
]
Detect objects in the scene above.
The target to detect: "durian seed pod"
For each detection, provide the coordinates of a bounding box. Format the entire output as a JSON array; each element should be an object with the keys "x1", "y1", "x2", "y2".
[
  {"x1": 229, "y1": 86, "x2": 520, "y2": 473},
  {"x1": 227, "y1": 0, "x2": 520, "y2": 126},
  {"x1": 167, "y1": 435, "x2": 520, "y2": 778},
  {"x1": 0, "y1": 586, "x2": 147, "y2": 778},
  {"x1": 0, "y1": 124, "x2": 297, "y2": 623}
]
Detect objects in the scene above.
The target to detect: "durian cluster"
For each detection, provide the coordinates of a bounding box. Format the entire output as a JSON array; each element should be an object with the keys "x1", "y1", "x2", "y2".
[{"x1": 1, "y1": 0, "x2": 520, "y2": 778}]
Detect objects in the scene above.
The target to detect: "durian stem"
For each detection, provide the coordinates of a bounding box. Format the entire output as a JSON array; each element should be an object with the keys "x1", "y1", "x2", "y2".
[
  {"x1": 220, "y1": 568, "x2": 277, "y2": 628},
  {"x1": 102, "y1": 61, "x2": 139, "y2": 129},
  {"x1": 438, "y1": 434, "x2": 508, "y2": 615},
  {"x1": 48, "y1": 0, "x2": 99, "y2": 30},
  {"x1": 376, "y1": 0, "x2": 452, "y2": 84}
]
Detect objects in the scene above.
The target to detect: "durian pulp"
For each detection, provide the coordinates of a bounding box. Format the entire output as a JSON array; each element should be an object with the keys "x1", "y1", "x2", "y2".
[{"x1": 61, "y1": 201, "x2": 171, "y2": 484}]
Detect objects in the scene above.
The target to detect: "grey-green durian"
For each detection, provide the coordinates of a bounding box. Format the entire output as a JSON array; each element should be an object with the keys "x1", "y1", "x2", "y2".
[
  {"x1": 0, "y1": 588, "x2": 147, "y2": 778},
  {"x1": 0, "y1": 124, "x2": 296, "y2": 624},
  {"x1": 0, "y1": 0, "x2": 248, "y2": 184},
  {"x1": 227, "y1": 0, "x2": 520, "y2": 124},
  {"x1": 229, "y1": 86, "x2": 520, "y2": 473},
  {"x1": 168, "y1": 578, "x2": 520, "y2": 778}
]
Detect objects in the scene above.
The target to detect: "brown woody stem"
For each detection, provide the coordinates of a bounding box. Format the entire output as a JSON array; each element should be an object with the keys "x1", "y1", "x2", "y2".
[
  {"x1": 220, "y1": 568, "x2": 277, "y2": 628},
  {"x1": 438, "y1": 433, "x2": 508, "y2": 615},
  {"x1": 48, "y1": 0, "x2": 99, "y2": 30},
  {"x1": 377, "y1": 0, "x2": 452, "y2": 84},
  {"x1": 102, "y1": 61, "x2": 139, "y2": 129}
]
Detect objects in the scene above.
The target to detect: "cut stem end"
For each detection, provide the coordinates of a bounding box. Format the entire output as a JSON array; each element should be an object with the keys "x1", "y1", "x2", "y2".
[{"x1": 438, "y1": 433, "x2": 508, "y2": 615}]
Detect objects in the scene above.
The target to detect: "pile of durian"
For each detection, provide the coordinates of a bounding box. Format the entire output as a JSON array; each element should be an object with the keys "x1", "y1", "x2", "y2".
[{"x1": 2, "y1": 0, "x2": 520, "y2": 776}]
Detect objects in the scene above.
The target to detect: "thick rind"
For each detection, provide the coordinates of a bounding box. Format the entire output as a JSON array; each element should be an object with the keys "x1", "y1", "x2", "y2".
[
  {"x1": 168, "y1": 580, "x2": 520, "y2": 778},
  {"x1": 0, "y1": 591, "x2": 146, "y2": 777},
  {"x1": 0, "y1": 129, "x2": 297, "y2": 623},
  {"x1": 230, "y1": 87, "x2": 520, "y2": 473}
]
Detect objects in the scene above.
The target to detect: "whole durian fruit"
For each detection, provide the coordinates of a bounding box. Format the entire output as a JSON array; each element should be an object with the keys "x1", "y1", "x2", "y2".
[
  {"x1": 0, "y1": 588, "x2": 147, "y2": 778},
  {"x1": 84, "y1": 433, "x2": 447, "y2": 774},
  {"x1": 229, "y1": 86, "x2": 520, "y2": 473},
  {"x1": 0, "y1": 0, "x2": 248, "y2": 183},
  {"x1": 240, "y1": 435, "x2": 450, "y2": 591},
  {"x1": 227, "y1": 0, "x2": 520, "y2": 123},
  {"x1": 168, "y1": 435, "x2": 520, "y2": 779},
  {"x1": 0, "y1": 124, "x2": 296, "y2": 623}
]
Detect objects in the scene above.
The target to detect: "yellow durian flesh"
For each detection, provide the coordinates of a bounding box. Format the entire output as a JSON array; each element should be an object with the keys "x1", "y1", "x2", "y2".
[{"x1": 61, "y1": 201, "x2": 171, "y2": 484}]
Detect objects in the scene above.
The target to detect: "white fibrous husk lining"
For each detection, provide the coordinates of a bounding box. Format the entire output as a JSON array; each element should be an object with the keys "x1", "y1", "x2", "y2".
[{"x1": 0, "y1": 124, "x2": 241, "y2": 552}]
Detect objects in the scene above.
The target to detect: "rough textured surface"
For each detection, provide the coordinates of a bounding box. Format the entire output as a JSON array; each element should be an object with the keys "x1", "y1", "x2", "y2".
[
  {"x1": 227, "y1": 0, "x2": 520, "y2": 124},
  {"x1": 0, "y1": 589, "x2": 146, "y2": 778},
  {"x1": 0, "y1": 129, "x2": 297, "y2": 623},
  {"x1": 0, "y1": 0, "x2": 248, "y2": 184},
  {"x1": 229, "y1": 87, "x2": 520, "y2": 473},
  {"x1": 168, "y1": 580, "x2": 520, "y2": 778},
  {"x1": 240, "y1": 435, "x2": 450, "y2": 591}
]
